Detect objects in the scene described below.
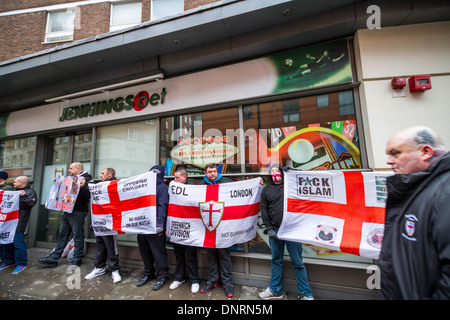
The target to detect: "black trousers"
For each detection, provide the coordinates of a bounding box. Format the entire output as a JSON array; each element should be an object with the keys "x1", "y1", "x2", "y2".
[
  {"x1": 137, "y1": 232, "x2": 169, "y2": 279},
  {"x1": 173, "y1": 243, "x2": 199, "y2": 283},
  {"x1": 94, "y1": 235, "x2": 120, "y2": 271}
]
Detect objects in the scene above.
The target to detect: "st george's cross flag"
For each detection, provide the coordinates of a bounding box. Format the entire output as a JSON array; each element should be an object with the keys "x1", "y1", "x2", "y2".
[
  {"x1": 0, "y1": 190, "x2": 21, "y2": 244},
  {"x1": 278, "y1": 170, "x2": 393, "y2": 259},
  {"x1": 167, "y1": 178, "x2": 261, "y2": 248},
  {"x1": 90, "y1": 172, "x2": 157, "y2": 236}
]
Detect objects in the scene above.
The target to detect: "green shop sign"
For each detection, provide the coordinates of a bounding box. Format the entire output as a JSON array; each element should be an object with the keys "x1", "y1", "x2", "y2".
[{"x1": 59, "y1": 88, "x2": 167, "y2": 122}]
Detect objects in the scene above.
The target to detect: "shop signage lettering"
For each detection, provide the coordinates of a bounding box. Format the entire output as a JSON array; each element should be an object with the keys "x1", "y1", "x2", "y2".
[{"x1": 59, "y1": 88, "x2": 167, "y2": 122}]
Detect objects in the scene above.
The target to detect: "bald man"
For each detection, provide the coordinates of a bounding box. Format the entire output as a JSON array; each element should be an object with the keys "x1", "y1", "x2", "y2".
[{"x1": 379, "y1": 126, "x2": 450, "y2": 299}]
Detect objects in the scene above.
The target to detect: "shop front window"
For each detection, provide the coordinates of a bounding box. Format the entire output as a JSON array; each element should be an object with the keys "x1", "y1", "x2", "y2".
[
  {"x1": 243, "y1": 90, "x2": 361, "y2": 173},
  {"x1": 161, "y1": 90, "x2": 361, "y2": 176},
  {"x1": 160, "y1": 107, "x2": 241, "y2": 176}
]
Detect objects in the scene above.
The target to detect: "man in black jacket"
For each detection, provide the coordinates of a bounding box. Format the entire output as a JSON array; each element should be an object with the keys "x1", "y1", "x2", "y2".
[
  {"x1": 379, "y1": 126, "x2": 450, "y2": 299},
  {"x1": 259, "y1": 164, "x2": 313, "y2": 300},
  {"x1": 198, "y1": 163, "x2": 235, "y2": 298},
  {"x1": 0, "y1": 176, "x2": 37, "y2": 274},
  {"x1": 38, "y1": 162, "x2": 92, "y2": 270}
]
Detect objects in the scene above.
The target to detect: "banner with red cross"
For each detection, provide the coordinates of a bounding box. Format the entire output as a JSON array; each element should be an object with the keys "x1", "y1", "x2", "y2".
[
  {"x1": 90, "y1": 172, "x2": 157, "y2": 236},
  {"x1": 0, "y1": 190, "x2": 21, "y2": 244},
  {"x1": 167, "y1": 178, "x2": 261, "y2": 248},
  {"x1": 278, "y1": 170, "x2": 393, "y2": 259}
]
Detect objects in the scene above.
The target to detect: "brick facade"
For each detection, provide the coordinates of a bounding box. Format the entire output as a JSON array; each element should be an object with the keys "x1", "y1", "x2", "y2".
[{"x1": 0, "y1": 0, "x2": 220, "y2": 62}]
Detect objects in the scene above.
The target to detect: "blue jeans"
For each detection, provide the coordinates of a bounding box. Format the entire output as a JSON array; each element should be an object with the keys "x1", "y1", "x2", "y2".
[
  {"x1": 4, "y1": 232, "x2": 28, "y2": 266},
  {"x1": 269, "y1": 229, "x2": 313, "y2": 297}
]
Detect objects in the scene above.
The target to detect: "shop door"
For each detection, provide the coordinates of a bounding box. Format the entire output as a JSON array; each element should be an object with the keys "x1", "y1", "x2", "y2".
[{"x1": 36, "y1": 133, "x2": 92, "y2": 243}]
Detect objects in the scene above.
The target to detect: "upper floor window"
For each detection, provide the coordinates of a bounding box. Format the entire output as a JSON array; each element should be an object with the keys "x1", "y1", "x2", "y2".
[
  {"x1": 110, "y1": 1, "x2": 142, "y2": 31},
  {"x1": 151, "y1": 0, "x2": 184, "y2": 21},
  {"x1": 45, "y1": 9, "x2": 75, "y2": 43}
]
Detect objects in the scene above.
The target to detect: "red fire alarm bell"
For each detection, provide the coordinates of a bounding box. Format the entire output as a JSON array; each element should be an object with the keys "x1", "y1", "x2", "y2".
[
  {"x1": 408, "y1": 75, "x2": 432, "y2": 92},
  {"x1": 391, "y1": 77, "x2": 407, "y2": 89}
]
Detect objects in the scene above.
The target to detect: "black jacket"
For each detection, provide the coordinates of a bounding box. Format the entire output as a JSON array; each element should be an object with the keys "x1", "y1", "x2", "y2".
[
  {"x1": 15, "y1": 185, "x2": 38, "y2": 233},
  {"x1": 260, "y1": 164, "x2": 284, "y2": 232},
  {"x1": 72, "y1": 171, "x2": 93, "y2": 213},
  {"x1": 378, "y1": 152, "x2": 450, "y2": 299}
]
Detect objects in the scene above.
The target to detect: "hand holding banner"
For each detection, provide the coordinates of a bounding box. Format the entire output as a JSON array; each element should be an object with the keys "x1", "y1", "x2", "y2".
[
  {"x1": 0, "y1": 190, "x2": 21, "y2": 244},
  {"x1": 167, "y1": 178, "x2": 261, "y2": 248},
  {"x1": 90, "y1": 172, "x2": 157, "y2": 236}
]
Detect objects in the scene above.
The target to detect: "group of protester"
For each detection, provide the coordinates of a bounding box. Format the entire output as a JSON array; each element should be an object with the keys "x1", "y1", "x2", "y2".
[{"x1": 0, "y1": 126, "x2": 449, "y2": 299}]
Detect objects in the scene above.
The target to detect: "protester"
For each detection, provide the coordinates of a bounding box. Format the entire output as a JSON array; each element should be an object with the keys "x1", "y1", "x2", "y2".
[
  {"x1": 85, "y1": 168, "x2": 121, "y2": 283},
  {"x1": 0, "y1": 176, "x2": 37, "y2": 274},
  {"x1": 136, "y1": 165, "x2": 169, "y2": 290},
  {"x1": 198, "y1": 163, "x2": 235, "y2": 298},
  {"x1": 38, "y1": 162, "x2": 92, "y2": 272},
  {"x1": 169, "y1": 167, "x2": 200, "y2": 294},
  {"x1": 379, "y1": 126, "x2": 450, "y2": 299},
  {"x1": 259, "y1": 164, "x2": 314, "y2": 300},
  {"x1": 0, "y1": 171, "x2": 14, "y2": 264},
  {"x1": 0, "y1": 171, "x2": 14, "y2": 191}
]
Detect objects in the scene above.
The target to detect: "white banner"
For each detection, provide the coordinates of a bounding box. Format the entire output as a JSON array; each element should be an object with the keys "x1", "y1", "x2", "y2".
[
  {"x1": 0, "y1": 190, "x2": 21, "y2": 244},
  {"x1": 167, "y1": 178, "x2": 261, "y2": 248},
  {"x1": 90, "y1": 172, "x2": 157, "y2": 236}
]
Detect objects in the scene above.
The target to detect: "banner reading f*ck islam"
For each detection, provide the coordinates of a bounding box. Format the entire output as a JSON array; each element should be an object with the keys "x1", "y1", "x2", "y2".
[
  {"x1": 278, "y1": 170, "x2": 393, "y2": 259},
  {"x1": 0, "y1": 190, "x2": 21, "y2": 244},
  {"x1": 89, "y1": 172, "x2": 157, "y2": 236},
  {"x1": 167, "y1": 178, "x2": 261, "y2": 248}
]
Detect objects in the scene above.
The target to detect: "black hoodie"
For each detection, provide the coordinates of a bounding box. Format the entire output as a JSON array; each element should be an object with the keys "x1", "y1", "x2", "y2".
[
  {"x1": 378, "y1": 152, "x2": 450, "y2": 299},
  {"x1": 260, "y1": 164, "x2": 284, "y2": 232}
]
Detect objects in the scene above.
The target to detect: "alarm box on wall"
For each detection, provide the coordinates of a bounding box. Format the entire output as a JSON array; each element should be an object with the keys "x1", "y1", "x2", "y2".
[{"x1": 408, "y1": 75, "x2": 432, "y2": 92}]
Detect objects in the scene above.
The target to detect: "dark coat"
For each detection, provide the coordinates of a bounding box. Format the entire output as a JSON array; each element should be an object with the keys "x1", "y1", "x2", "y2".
[
  {"x1": 72, "y1": 171, "x2": 93, "y2": 213},
  {"x1": 260, "y1": 164, "x2": 284, "y2": 232},
  {"x1": 15, "y1": 185, "x2": 38, "y2": 233}
]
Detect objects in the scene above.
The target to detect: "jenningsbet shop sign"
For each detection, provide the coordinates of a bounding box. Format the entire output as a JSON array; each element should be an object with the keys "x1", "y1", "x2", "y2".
[{"x1": 58, "y1": 88, "x2": 167, "y2": 122}]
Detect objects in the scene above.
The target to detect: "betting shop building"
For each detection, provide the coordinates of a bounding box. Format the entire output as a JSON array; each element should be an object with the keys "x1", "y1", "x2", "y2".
[{"x1": 0, "y1": 0, "x2": 449, "y2": 299}]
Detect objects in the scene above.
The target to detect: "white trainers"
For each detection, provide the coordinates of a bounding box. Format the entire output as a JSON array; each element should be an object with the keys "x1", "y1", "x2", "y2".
[
  {"x1": 301, "y1": 295, "x2": 314, "y2": 300},
  {"x1": 112, "y1": 270, "x2": 122, "y2": 283},
  {"x1": 169, "y1": 280, "x2": 185, "y2": 290},
  {"x1": 191, "y1": 283, "x2": 200, "y2": 294},
  {"x1": 85, "y1": 267, "x2": 105, "y2": 280},
  {"x1": 259, "y1": 287, "x2": 283, "y2": 300}
]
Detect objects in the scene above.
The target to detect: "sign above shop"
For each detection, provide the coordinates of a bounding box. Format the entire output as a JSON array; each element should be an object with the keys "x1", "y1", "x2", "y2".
[{"x1": 59, "y1": 88, "x2": 167, "y2": 122}]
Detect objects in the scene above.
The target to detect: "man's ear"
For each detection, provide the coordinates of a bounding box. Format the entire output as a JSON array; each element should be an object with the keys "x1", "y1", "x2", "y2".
[{"x1": 420, "y1": 145, "x2": 435, "y2": 162}]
